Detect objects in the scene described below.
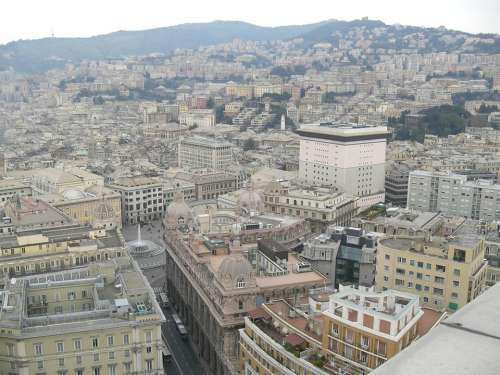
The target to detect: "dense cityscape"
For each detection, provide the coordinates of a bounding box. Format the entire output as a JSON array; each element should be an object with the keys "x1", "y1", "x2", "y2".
[{"x1": 0, "y1": 10, "x2": 498, "y2": 375}]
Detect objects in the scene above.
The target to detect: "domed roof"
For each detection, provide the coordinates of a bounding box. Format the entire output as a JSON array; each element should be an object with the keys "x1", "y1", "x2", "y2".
[
  {"x1": 62, "y1": 189, "x2": 86, "y2": 200},
  {"x1": 94, "y1": 200, "x2": 115, "y2": 221},
  {"x1": 217, "y1": 254, "x2": 253, "y2": 279},
  {"x1": 238, "y1": 186, "x2": 262, "y2": 214},
  {"x1": 164, "y1": 191, "x2": 194, "y2": 228}
]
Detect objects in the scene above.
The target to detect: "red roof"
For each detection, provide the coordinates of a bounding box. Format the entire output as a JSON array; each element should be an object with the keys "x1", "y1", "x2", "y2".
[
  {"x1": 285, "y1": 333, "x2": 305, "y2": 347},
  {"x1": 248, "y1": 307, "x2": 270, "y2": 320}
]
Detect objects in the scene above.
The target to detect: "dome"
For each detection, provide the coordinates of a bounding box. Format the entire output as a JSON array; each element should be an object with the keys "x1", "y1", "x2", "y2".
[
  {"x1": 164, "y1": 191, "x2": 194, "y2": 228},
  {"x1": 238, "y1": 187, "x2": 262, "y2": 214},
  {"x1": 62, "y1": 189, "x2": 86, "y2": 200},
  {"x1": 94, "y1": 201, "x2": 115, "y2": 221},
  {"x1": 217, "y1": 254, "x2": 254, "y2": 289}
]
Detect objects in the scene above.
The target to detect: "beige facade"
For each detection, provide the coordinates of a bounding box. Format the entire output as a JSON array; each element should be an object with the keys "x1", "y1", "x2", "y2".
[
  {"x1": 263, "y1": 180, "x2": 358, "y2": 232},
  {"x1": 375, "y1": 235, "x2": 487, "y2": 311}
]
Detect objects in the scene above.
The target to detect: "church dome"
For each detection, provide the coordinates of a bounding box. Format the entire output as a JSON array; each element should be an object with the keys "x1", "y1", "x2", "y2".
[
  {"x1": 164, "y1": 191, "x2": 194, "y2": 228},
  {"x1": 62, "y1": 189, "x2": 86, "y2": 200},
  {"x1": 238, "y1": 187, "x2": 262, "y2": 214},
  {"x1": 217, "y1": 254, "x2": 254, "y2": 289}
]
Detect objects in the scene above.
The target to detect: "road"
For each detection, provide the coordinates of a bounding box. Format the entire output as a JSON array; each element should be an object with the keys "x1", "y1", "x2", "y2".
[
  {"x1": 123, "y1": 220, "x2": 205, "y2": 375},
  {"x1": 161, "y1": 304, "x2": 205, "y2": 375}
]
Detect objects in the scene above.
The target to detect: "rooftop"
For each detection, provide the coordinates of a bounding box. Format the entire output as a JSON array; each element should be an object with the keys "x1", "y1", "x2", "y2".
[{"x1": 371, "y1": 283, "x2": 500, "y2": 375}]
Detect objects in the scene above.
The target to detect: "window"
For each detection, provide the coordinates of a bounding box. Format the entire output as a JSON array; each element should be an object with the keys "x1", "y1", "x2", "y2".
[
  {"x1": 385, "y1": 254, "x2": 390, "y2": 260},
  {"x1": 92, "y1": 337, "x2": 99, "y2": 349},
  {"x1": 76, "y1": 370, "x2": 84, "y2": 375},
  {"x1": 124, "y1": 349, "x2": 130, "y2": 358},
  {"x1": 124, "y1": 363, "x2": 131, "y2": 372},
  {"x1": 107, "y1": 336, "x2": 114, "y2": 347},
  {"x1": 331, "y1": 323, "x2": 339, "y2": 336},
  {"x1": 361, "y1": 335, "x2": 369, "y2": 349},
  {"x1": 37, "y1": 360, "x2": 43, "y2": 369},
  {"x1": 453, "y1": 280, "x2": 460, "y2": 287},
  {"x1": 76, "y1": 355, "x2": 82, "y2": 365},
  {"x1": 93, "y1": 368, "x2": 101, "y2": 375},
  {"x1": 345, "y1": 329, "x2": 354, "y2": 344},
  {"x1": 435, "y1": 276, "x2": 445, "y2": 284},
  {"x1": 145, "y1": 331, "x2": 152, "y2": 344},
  {"x1": 108, "y1": 351, "x2": 115, "y2": 360},
  {"x1": 453, "y1": 269, "x2": 461, "y2": 276},
  {"x1": 58, "y1": 358, "x2": 65, "y2": 367},
  {"x1": 377, "y1": 341, "x2": 387, "y2": 356},
  {"x1": 433, "y1": 288, "x2": 444, "y2": 296},
  {"x1": 395, "y1": 279, "x2": 404, "y2": 286},
  {"x1": 360, "y1": 351, "x2": 368, "y2": 364},
  {"x1": 146, "y1": 359, "x2": 153, "y2": 371},
  {"x1": 108, "y1": 365, "x2": 116, "y2": 375},
  {"x1": 397, "y1": 257, "x2": 406, "y2": 263},
  {"x1": 417, "y1": 262, "x2": 424, "y2": 268},
  {"x1": 34, "y1": 343, "x2": 43, "y2": 356},
  {"x1": 123, "y1": 334, "x2": 129, "y2": 345},
  {"x1": 236, "y1": 278, "x2": 246, "y2": 288},
  {"x1": 6, "y1": 343, "x2": 14, "y2": 356},
  {"x1": 238, "y1": 300, "x2": 243, "y2": 310},
  {"x1": 383, "y1": 276, "x2": 389, "y2": 282},
  {"x1": 436, "y1": 264, "x2": 446, "y2": 273},
  {"x1": 74, "y1": 339, "x2": 81, "y2": 351},
  {"x1": 94, "y1": 353, "x2": 99, "y2": 362},
  {"x1": 396, "y1": 268, "x2": 405, "y2": 275},
  {"x1": 409, "y1": 260, "x2": 415, "y2": 266},
  {"x1": 146, "y1": 346, "x2": 152, "y2": 353},
  {"x1": 56, "y1": 341, "x2": 64, "y2": 353},
  {"x1": 451, "y1": 292, "x2": 459, "y2": 299}
]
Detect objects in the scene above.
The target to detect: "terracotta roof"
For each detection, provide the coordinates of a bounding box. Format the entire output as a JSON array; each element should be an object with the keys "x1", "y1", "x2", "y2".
[{"x1": 285, "y1": 333, "x2": 305, "y2": 347}]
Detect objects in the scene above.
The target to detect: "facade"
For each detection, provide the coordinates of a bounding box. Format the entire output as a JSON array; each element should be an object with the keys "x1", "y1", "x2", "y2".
[
  {"x1": 0, "y1": 179, "x2": 32, "y2": 203},
  {"x1": 302, "y1": 226, "x2": 378, "y2": 287},
  {"x1": 322, "y1": 285, "x2": 423, "y2": 374},
  {"x1": 107, "y1": 177, "x2": 163, "y2": 225},
  {"x1": 163, "y1": 195, "x2": 327, "y2": 374},
  {"x1": 0, "y1": 258, "x2": 165, "y2": 375},
  {"x1": 407, "y1": 170, "x2": 500, "y2": 221},
  {"x1": 178, "y1": 137, "x2": 234, "y2": 170},
  {"x1": 384, "y1": 163, "x2": 410, "y2": 207},
  {"x1": 297, "y1": 123, "x2": 389, "y2": 210},
  {"x1": 375, "y1": 234, "x2": 488, "y2": 311},
  {"x1": 179, "y1": 109, "x2": 216, "y2": 129},
  {"x1": 263, "y1": 180, "x2": 358, "y2": 232},
  {"x1": 176, "y1": 169, "x2": 238, "y2": 201},
  {"x1": 41, "y1": 185, "x2": 122, "y2": 229}
]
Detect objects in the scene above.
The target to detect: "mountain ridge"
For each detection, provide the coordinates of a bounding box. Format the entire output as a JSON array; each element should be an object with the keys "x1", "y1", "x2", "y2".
[{"x1": 1, "y1": 19, "x2": 499, "y2": 73}]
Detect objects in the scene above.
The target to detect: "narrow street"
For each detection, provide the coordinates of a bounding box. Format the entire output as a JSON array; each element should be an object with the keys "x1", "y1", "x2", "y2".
[{"x1": 123, "y1": 220, "x2": 205, "y2": 375}]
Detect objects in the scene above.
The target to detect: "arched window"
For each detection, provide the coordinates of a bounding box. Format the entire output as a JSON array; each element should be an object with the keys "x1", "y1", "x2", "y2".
[{"x1": 238, "y1": 300, "x2": 243, "y2": 310}]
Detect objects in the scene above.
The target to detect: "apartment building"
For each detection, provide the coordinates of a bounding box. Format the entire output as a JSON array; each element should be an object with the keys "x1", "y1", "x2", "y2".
[
  {"x1": 384, "y1": 163, "x2": 410, "y2": 207},
  {"x1": 297, "y1": 123, "x2": 389, "y2": 210},
  {"x1": 263, "y1": 180, "x2": 358, "y2": 232},
  {"x1": 0, "y1": 178, "x2": 32, "y2": 202},
  {"x1": 178, "y1": 136, "x2": 234, "y2": 170},
  {"x1": 375, "y1": 233, "x2": 488, "y2": 311},
  {"x1": 322, "y1": 286, "x2": 423, "y2": 373},
  {"x1": 107, "y1": 177, "x2": 163, "y2": 225},
  {"x1": 240, "y1": 285, "x2": 425, "y2": 375},
  {"x1": 407, "y1": 170, "x2": 500, "y2": 221}
]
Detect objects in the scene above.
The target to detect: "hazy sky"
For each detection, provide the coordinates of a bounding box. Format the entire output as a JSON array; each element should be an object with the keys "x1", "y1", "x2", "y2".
[{"x1": 1, "y1": 0, "x2": 498, "y2": 44}]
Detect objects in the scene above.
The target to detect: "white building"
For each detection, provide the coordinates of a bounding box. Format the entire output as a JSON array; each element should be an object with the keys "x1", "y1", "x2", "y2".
[
  {"x1": 298, "y1": 123, "x2": 389, "y2": 209},
  {"x1": 178, "y1": 137, "x2": 234, "y2": 171}
]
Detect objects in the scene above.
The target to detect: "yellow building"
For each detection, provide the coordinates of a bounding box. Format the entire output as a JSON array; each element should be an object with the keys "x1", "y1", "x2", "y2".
[
  {"x1": 240, "y1": 286, "x2": 429, "y2": 375},
  {"x1": 375, "y1": 234, "x2": 488, "y2": 311}
]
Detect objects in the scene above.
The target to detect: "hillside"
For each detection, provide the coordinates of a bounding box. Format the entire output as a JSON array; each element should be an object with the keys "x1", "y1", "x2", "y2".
[
  {"x1": 1, "y1": 19, "x2": 500, "y2": 73},
  {"x1": 0, "y1": 21, "x2": 325, "y2": 73}
]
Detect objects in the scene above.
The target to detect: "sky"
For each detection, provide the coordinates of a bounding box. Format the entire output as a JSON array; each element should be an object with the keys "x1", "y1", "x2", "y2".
[{"x1": 0, "y1": 0, "x2": 498, "y2": 44}]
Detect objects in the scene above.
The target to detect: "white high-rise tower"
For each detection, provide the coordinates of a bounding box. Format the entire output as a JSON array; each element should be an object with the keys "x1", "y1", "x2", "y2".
[{"x1": 280, "y1": 114, "x2": 285, "y2": 131}]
